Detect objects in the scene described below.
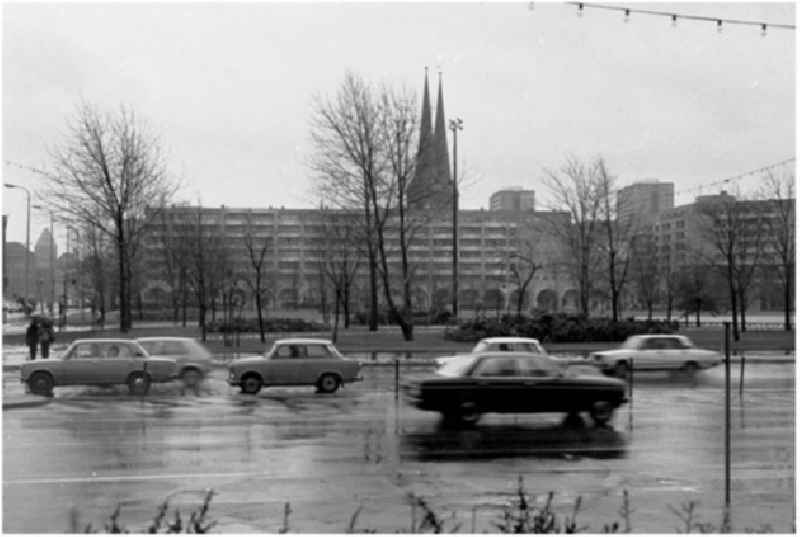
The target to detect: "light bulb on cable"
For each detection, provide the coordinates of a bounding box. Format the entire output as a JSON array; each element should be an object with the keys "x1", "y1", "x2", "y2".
[
  {"x1": 761, "y1": 23, "x2": 767, "y2": 37},
  {"x1": 716, "y1": 20, "x2": 723, "y2": 33},
  {"x1": 671, "y1": 14, "x2": 677, "y2": 28},
  {"x1": 577, "y1": 3, "x2": 583, "y2": 17},
  {"x1": 624, "y1": 9, "x2": 630, "y2": 23}
]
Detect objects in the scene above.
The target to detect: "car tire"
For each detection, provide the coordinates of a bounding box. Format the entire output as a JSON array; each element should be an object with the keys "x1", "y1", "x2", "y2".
[
  {"x1": 28, "y1": 372, "x2": 54, "y2": 397},
  {"x1": 590, "y1": 401, "x2": 614, "y2": 427},
  {"x1": 180, "y1": 368, "x2": 203, "y2": 388},
  {"x1": 128, "y1": 372, "x2": 151, "y2": 396},
  {"x1": 613, "y1": 361, "x2": 630, "y2": 379},
  {"x1": 317, "y1": 373, "x2": 341, "y2": 394},
  {"x1": 240, "y1": 374, "x2": 263, "y2": 395}
]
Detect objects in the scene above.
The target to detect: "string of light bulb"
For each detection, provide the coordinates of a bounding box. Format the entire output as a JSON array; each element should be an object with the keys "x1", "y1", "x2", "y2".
[{"x1": 570, "y1": 2, "x2": 795, "y2": 36}]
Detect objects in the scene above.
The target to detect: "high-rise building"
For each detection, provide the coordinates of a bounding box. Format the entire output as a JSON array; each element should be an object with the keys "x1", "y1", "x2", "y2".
[
  {"x1": 490, "y1": 188, "x2": 535, "y2": 212},
  {"x1": 617, "y1": 180, "x2": 674, "y2": 229}
]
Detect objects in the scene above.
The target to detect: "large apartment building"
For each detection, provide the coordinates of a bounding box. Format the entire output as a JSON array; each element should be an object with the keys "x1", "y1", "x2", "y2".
[{"x1": 140, "y1": 205, "x2": 579, "y2": 315}]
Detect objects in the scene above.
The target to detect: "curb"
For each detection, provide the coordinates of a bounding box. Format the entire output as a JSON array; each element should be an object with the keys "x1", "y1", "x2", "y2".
[{"x1": 3, "y1": 396, "x2": 52, "y2": 410}]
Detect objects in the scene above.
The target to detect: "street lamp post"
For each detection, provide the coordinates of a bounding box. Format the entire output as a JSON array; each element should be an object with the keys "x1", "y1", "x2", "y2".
[
  {"x1": 448, "y1": 118, "x2": 463, "y2": 320},
  {"x1": 4, "y1": 184, "x2": 31, "y2": 310}
]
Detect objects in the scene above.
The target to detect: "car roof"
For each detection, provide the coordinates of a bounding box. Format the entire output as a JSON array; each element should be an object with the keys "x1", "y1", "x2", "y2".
[
  {"x1": 472, "y1": 351, "x2": 549, "y2": 359},
  {"x1": 637, "y1": 334, "x2": 687, "y2": 339},
  {"x1": 273, "y1": 338, "x2": 334, "y2": 345},
  {"x1": 478, "y1": 337, "x2": 541, "y2": 344},
  {"x1": 137, "y1": 337, "x2": 195, "y2": 342},
  {"x1": 71, "y1": 339, "x2": 141, "y2": 345}
]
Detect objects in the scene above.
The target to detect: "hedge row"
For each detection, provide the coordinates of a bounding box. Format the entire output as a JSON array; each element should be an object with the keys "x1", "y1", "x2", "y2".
[
  {"x1": 444, "y1": 314, "x2": 680, "y2": 343},
  {"x1": 353, "y1": 310, "x2": 453, "y2": 326},
  {"x1": 206, "y1": 317, "x2": 328, "y2": 333}
]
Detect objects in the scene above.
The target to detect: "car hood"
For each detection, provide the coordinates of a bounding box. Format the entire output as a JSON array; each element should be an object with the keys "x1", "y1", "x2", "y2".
[{"x1": 230, "y1": 355, "x2": 267, "y2": 367}]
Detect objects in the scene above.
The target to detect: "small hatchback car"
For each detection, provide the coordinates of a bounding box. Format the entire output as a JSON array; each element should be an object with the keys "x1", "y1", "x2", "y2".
[
  {"x1": 228, "y1": 338, "x2": 362, "y2": 394},
  {"x1": 21, "y1": 338, "x2": 178, "y2": 396},
  {"x1": 137, "y1": 337, "x2": 213, "y2": 388}
]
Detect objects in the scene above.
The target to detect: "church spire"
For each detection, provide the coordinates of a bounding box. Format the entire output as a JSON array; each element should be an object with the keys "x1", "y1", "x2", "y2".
[
  {"x1": 417, "y1": 67, "x2": 432, "y2": 157},
  {"x1": 433, "y1": 72, "x2": 451, "y2": 183}
]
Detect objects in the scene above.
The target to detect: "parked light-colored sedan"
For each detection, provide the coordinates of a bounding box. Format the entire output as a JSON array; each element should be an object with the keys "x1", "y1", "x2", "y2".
[
  {"x1": 591, "y1": 334, "x2": 723, "y2": 378},
  {"x1": 137, "y1": 337, "x2": 213, "y2": 388},
  {"x1": 21, "y1": 339, "x2": 178, "y2": 396},
  {"x1": 228, "y1": 338, "x2": 362, "y2": 394}
]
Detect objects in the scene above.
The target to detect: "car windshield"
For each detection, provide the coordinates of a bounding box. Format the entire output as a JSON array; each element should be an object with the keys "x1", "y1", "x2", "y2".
[
  {"x1": 620, "y1": 337, "x2": 641, "y2": 350},
  {"x1": 472, "y1": 340, "x2": 544, "y2": 354},
  {"x1": 435, "y1": 355, "x2": 476, "y2": 378}
]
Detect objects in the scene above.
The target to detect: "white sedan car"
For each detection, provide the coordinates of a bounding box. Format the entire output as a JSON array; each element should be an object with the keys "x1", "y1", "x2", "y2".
[
  {"x1": 436, "y1": 337, "x2": 573, "y2": 367},
  {"x1": 591, "y1": 334, "x2": 723, "y2": 378}
]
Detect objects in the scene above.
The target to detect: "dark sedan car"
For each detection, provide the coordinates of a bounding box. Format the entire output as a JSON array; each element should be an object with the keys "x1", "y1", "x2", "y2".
[{"x1": 403, "y1": 352, "x2": 627, "y2": 426}]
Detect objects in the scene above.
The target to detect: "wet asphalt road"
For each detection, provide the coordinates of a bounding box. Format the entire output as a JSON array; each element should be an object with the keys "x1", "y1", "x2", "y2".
[{"x1": 2, "y1": 363, "x2": 795, "y2": 533}]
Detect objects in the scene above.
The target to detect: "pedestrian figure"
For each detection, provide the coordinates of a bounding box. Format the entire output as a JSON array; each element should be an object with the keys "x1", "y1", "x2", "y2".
[
  {"x1": 39, "y1": 318, "x2": 55, "y2": 359},
  {"x1": 25, "y1": 318, "x2": 39, "y2": 361}
]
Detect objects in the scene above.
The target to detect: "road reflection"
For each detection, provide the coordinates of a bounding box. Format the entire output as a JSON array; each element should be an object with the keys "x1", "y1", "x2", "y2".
[{"x1": 399, "y1": 417, "x2": 628, "y2": 461}]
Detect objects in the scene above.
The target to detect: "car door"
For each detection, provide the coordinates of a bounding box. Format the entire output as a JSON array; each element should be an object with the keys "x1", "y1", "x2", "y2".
[
  {"x1": 101, "y1": 343, "x2": 139, "y2": 384},
  {"x1": 263, "y1": 344, "x2": 305, "y2": 385},
  {"x1": 61, "y1": 343, "x2": 103, "y2": 385},
  {"x1": 636, "y1": 337, "x2": 664, "y2": 370},
  {"x1": 517, "y1": 355, "x2": 565, "y2": 412},
  {"x1": 302, "y1": 344, "x2": 336, "y2": 383},
  {"x1": 469, "y1": 355, "x2": 525, "y2": 412},
  {"x1": 660, "y1": 337, "x2": 688, "y2": 368}
]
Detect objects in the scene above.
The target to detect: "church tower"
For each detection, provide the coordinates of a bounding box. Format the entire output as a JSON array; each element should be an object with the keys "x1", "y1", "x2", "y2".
[{"x1": 408, "y1": 69, "x2": 452, "y2": 212}]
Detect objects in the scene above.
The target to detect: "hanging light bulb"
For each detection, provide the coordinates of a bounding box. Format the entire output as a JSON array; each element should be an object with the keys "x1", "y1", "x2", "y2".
[
  {"x1": 577, "y1": 2, "x2": 584, "y2": 17},
  {"x1": 716, "y1": 19, "x2": 723, "y2": 33},
  {"x1": 761, "y1": 23, "x2": 768, "y2": 37},
  {"x1": 671, "y1": 14, "x2": 677, "y2": 27},
  {"x1": 624, "y1": 8, "x2": 630, "y2": 23}
]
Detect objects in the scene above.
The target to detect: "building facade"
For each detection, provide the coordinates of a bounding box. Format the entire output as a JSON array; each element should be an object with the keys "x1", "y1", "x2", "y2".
[
  {"x1": 490, "y1": 188, "x2": 535, "y2": 212},
  {"x1": 617, "y1": 180, "x2": 675, "y2": 229}
]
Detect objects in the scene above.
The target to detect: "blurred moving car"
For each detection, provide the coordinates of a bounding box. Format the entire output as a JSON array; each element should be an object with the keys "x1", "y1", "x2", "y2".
[
  {"x1": 591, "y1": 334, "x2": 723, "y2": 378},
  {"x1": 21, "y1": 339, "x2": 177, "y2": 396},
  {"x1": 227, "y1": 338, "x2": 362, "y2": 395},
  {"x1": 403, "y1": 351, "x2": 627, "y2": 426},
  {"x1": 436, "y1": 337, "x2": 578, "y2": 367},
  {"x1": 137, "y1": 337, "x2": 213, "y2": 388}
]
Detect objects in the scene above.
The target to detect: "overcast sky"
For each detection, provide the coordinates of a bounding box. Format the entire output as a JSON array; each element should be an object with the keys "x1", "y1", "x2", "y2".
[{"x1": 2, "y1": 2, "x2": 796, "y2": 249}]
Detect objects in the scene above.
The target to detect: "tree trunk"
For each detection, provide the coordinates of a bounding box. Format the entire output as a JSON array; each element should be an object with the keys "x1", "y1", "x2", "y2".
[
  {"x1": 666, "y1": 289, "x2": 673, "y2": 322},
  {"x1": 368, "y1": 250, "x2": 378, "y2": 331},
  {"x1": 738, "y1": 289, "x2": 747, "y2": 334},
  {"x1": 331, "y1": 288, "x2": 341, "y2": 344},
  {"x1": 695, "y1": 298, "x2": 701, "y2": 327},
  {"x1": 181, "y1": 269, "x2": 187, "y2": 327},
  {"x1": 255, "y1": 274, "x2": 265, "y2": 343},
  {"x1": 116, "y1": 224, "x2": 129, "y2": 332},
  {"x1": 729, "y1": 278, "x2": 739, "y2": 341},
  {"x1": 343, "y1": 283, "x2": 351, "y2": 329},
  {"x1": 784, "y1": 266, "x2": 793, "y2": 331},
  {"x1": 646, "y1": 302, "x2": 653, "y2": 321}
]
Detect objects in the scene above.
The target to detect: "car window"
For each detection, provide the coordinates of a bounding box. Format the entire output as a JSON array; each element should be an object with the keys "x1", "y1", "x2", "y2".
[
  {"x1": 139, "y1": 341, "x2": 162, "y2": 355},
  {"x1": 71, "y1": 343, "x2": 101, "y2": 359},
  {"x1": 515, "y1": 342, "x2": 544, "y2": 354},
  {"x1": 160, "y1": 341, "x2": 190, "y2": 355},
  {"x1": 306, "y1": 345, "x2": 331, "y2": 358},
  {"x1": 103, "y1": 343, "x2": 133, "y2": 359},
  {"x1": 436, "y1": 355, "x2": 476, "y2": 378},
  {"x1": 473, "y1": 357, "x2": 519, "y2": 377},
  {"x1": 519, "y1": 356, "x2": 559, "y2": 377},
  {"x1": 665, "y1": 337, "x2": 689, "y2": 350},
  {"x1": 620, "y1": 337, "x2": 641, "y2": 350},
  {"x1": 472, "y1": 341, "x2": 489, "y2": 352},
  {"x1": 641, "y1": 338, "x2": 664, "y2": 350},
  {"x1": 275, "y1": 344, "x2": 307, "y2": 359}
]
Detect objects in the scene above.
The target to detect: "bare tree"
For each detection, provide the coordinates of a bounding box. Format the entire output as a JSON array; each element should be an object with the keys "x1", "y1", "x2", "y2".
[
  {"x1": 675, "y1": 263, "x2": 717, "y2": 327},
  {"x1": 243, "y1": 211, "x2": 274, "y2": 343},
  {"x1": 598, "y1": 160, "x2": 634, "y2": 322},
  {"x1": 631, "y1": 234, "x2": 660, "y2": 320},
  {"x1": 43, "y1": 103, "x2": 177, "y2": 331},
  {"x1": 696, "y1": 193, "x2": 766, "y2": 340},
  {"x1": 310, "y1": 72, "x2": 384, "y2": 332},
  {"x1": 508, "y1": 237, "x2": 543, "y2": 319},
  {"x1": 759, "y1": 170, "x2": 795, "y2": 330},
  {"x1": 319, "y1": 211, "x2": 364, "y2": 343},
  {"x1": 542, "y1": 156, "x2": 603, "y2": 316}
]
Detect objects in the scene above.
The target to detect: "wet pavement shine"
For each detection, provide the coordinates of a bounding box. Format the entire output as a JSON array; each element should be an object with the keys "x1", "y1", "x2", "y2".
[{"x1": 2, "y1": 363, "x2": 795, "y2": 533}]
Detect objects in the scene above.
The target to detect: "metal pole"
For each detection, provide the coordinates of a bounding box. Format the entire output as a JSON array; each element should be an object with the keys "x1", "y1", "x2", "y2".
[
  {"x1": 394, "y1": 358, "x2": 400, "y2": 401},
  {"x1": 49, "y1": 212, "x2": 55, "y2": 316},
  {"x1": 739, "y1": 352, "x2": 745, "y2": 396},
  {"x1": 724, "y1": 321, "x2": 731, "y2": 517},
  {"x1": 449, "y1": 120, "x2": 461, "y2": 320}
]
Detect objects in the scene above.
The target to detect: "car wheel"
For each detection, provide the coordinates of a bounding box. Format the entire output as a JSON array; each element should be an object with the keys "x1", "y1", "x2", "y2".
[
  {"x1": 180, "y1": 368, "x2": 203, "y2": 388},
  {"x1": 590, "y1": 401, "x2": 614, "y2": 427},
  {"x1": 613, "y1": 361, "x2": 630, "y2": 379},
  {"x1": 458, "y1": 401, "x2": 482, "y2": 426},
  {"x1": 317, "y1": 373, "x2": 341, "y2": 394},
  {"x1": 128, "y1": 372, "x2": 151, "y2": 396},
  {"x1": 28, "y1": 372, "x2": 54, "y2": 397},
  {"x1": 240, "y1": 374, "x2": 263, "y2": 395}
]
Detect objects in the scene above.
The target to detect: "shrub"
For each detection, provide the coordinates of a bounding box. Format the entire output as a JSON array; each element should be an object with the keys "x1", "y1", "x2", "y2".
[{"x1": 445, "y1": 313, "x2": 679, "y2": 343}]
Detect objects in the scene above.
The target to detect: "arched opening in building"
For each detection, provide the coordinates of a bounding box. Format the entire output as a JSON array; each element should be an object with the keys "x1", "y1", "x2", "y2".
[
  {"x1": 537, "y1": 289, "x2": 558, "y2": 313},
  {"x1": 562, "y1": 289, "x2": 579, "y2": 313},
  {"x1": 459, "y1": 289, "x2": 479, "y2": 309},
  {"x1": 484, "y1": 288, "x2": 503, "y2": 311},
  {"x1": 278, "y1": 288, "x2": 299, "y2": 310},
  {"x1": 432, "y1": 288, "x2": 450, "y2": 311}
]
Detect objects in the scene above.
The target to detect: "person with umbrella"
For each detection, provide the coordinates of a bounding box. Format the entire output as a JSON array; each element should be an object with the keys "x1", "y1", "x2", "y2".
[{"x1": 24, "y1": 317, "x2": 39, "y2": 360}]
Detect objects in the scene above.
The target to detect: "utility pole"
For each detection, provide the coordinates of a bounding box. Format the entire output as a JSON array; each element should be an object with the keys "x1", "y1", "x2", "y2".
[
  {"x1": 449, "y1": 118, "x2": 463, "y2": 320},
  {"x1": 33, "y1": 205, "x2": 56, "y2": 317},
  {"x1": 4, "y1": 184, "x2": 31, "y2": 310}
]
